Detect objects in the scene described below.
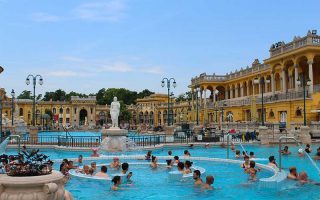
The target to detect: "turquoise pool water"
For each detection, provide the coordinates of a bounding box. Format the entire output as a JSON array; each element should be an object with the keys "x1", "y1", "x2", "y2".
[{"x1": 4, "y1": 144, "x2": 320, "y2": 200}]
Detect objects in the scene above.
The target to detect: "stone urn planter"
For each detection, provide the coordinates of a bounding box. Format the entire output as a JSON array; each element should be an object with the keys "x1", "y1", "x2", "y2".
[{"x1": 0, "y1": 170, "x2": 67, "y2": 200}]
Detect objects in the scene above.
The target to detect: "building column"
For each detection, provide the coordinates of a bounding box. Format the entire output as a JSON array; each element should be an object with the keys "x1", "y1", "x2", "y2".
[
  {"x1": 258, "y1": 83, "x2": 261, "y2": 94},
  {"x1": 264, "y1": 77, "x2": 268, "y2": 93},
  {"x1": 282, "y1": 69, "x2": 287, "y2": 92},
  {"x1": 294, "y1": 65, "x2": 299, "y2": 92},
  {"x1": 191, "y1": 89, "x2": 194, "y2": 121},
  {"x1": 230, "y1": 87, "x2": 233, "y2": 99},
  {"x1": 235, "y1": 86, "x2": 238, "y2": 98},
  {"x1": 308, "y1": 60, "x2": 314, "y2": 94},
  {"x1": 200, "y1": 89, "x2": 202, "y2": 108},
  {"x1": 252, "y1": 82, "x2": 255, "y2": 95},
  {"x1": 271, "y1": 72, "x2": 275, "y2": 95},
  {"x1": 247, "y1": 84, "x2": 250, "y2": 96},
  {"x1": 225, "y1": 90, "x2": 229, "y2": 99},
  {"x1": 204, "y1": 88, "x2": 207, "y2": 122},
  {"x1": 241, "y1": 85, "x2": 244, "y2": 97}
]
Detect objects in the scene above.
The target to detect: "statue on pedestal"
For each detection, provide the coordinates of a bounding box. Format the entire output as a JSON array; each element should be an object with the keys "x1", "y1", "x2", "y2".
[{"x1": 110, "y1": 97, "x2": 120, "y2": 128}]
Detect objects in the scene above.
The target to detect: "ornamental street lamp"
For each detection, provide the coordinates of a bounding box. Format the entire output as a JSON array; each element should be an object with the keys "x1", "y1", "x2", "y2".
[
  {"x1": 213, "y1": 89, "x2": 219, "y2": 123},
  {"x1": 297, "y1": 74, "x2": 311, "y2": 126},
  {"x1": 26, "y1": 74, "x2": 43, "y2": 126},
  {"x1": 11, "y1": 89, "x2": 15, "y2": 126},
  {"x1": 195, "y1": 87, "x2": 200, "y2": 126},
  {"x1": 254, "y1": 78, "x2": 270, "y2": 126},
  {"x1": 161, "y1": 78, "x2": 176, "y2": 126}
]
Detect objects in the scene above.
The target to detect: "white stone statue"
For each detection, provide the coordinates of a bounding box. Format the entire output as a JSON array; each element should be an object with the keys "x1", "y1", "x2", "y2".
[{"x1": 110, "y1": 96, "x2": 120, "y2": 128}]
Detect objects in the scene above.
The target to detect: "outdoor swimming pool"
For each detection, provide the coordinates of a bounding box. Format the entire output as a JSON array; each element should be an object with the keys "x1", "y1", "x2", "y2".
[{"x1": 4, "y1": 144, "x2": 320, "y2": 199}]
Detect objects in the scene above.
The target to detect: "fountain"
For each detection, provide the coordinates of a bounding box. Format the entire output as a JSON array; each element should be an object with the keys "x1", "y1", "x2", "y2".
[{"x1": 100, "y1": 97, "x2": 138, "y2": 152}]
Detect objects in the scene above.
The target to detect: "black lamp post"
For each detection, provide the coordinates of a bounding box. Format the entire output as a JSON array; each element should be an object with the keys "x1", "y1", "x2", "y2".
[
  {"x1": 195, "y1": 88, "x2": 200, "y2": 126},
  {"x1": 297, "y1": 74, "x2": 311, "y2": 126},
  {"x1": 11, "y1": 89, "x2": 15, "y2": 126},
  {"x1": 26, "y1": 74, "x2": 43, "y2": 126},
  {"x1": 254, "y1": 78, "x2": 270, "y2": 126},
  {"x1": 161, "y1": 78, "x2": 176, "y2": 126},
  {"x1": 0, "y1": 95, "x2": 2, "y2": 137}
]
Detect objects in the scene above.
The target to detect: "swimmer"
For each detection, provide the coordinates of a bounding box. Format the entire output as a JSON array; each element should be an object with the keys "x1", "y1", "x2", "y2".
[
  {"x1": 220, "y1": 143, "x2": 226, "y2": 148},
  {"x1": 314, "y1": 147, "x2": 320, "y2": 160},
  {"x1": 305, "y1": 144, "x2": 312, "y2": 153},
  {"x1": 281, "y1": 146, "x2": 291, "y2": 155},
  {"x1": 111, "y1": 176, "x2": 122, "y2": 191},
  {"x1": 177, "y1": 162, "x2": 185, "y2": 173},
  {"x1": 235, "y1": 150, "x2": 241, "y2": 159},
  {"x1": 121, "y1": 163, "x2": 129, "y2": 175},
  {"x1": 79, "y1": 165, "x2": 90, "y2": 175},
  {"x1": 110, "y1": 157, "x2": 121, "y2": 169},
  {"x1": 91, "y1": 162, "x2": 97, "y2": 172},
  {"x1": 184, "y1": 160, "x2": 193, "y2": 174},
  {"x1": 249, "y1": 152, "x2": 255, "y2": 158},
  {"x1": 189, "y1": 144, "x2": 194, "y2": 148},
  {"x1": 231, "y1": 142, "x2": 235, "y2": 151},
  {"x1": 202, "y1": 175, "x2": 214, "y2": 190},
  {"x1": 204, "y1": 143, "x2": 210, "y2": 148},
  {"x1": 193, "y1": 170, "x2": 203, "y2": 186},
  {"x1": 150, "y1": 156, "x2": 158, "y2": 169},
  {"x1": 241, "y1": 156, "x2": 250, "y2": 171},
  {"x1": 174, "y1": 156, "x2": 180, "y2": 164},
  {"x1": 126, "y1": 172, "x2": 133, "y2": 184},
  {"x1": 287, "y1": 167, "x2": 298, "y2": 180},
  {"x1": 168, "y1": 150, "x2": 173, "y2": 156},
  {"x1": 298, "y1": 171, "x2": 309, "y2": 184},
  {"x1": 268, "y1": 156, "x2": 277, "y2": 168},
  {"x1": 91, "y1": 148, "x2": 99, "y2": 157},
  {"x1": 145, "y1": 151, "x2": 152, "y2": 161},
  {"x1": 95, "y1": 165, "x2": 110, "y2": 178},
  {"x1": 88, "y1": 168, "x2": 94, "y2": 176},
  {"x1": 77, "y1": 155, "x2": 83, "y2": 167},
  {"x1": 242, "y1": 151, "x2": 248, "y2": 157},
  {"x1": 298, "y1": 148, "x2": 305, "y2": 157},
  {"x1": 247, "y1": 161, "x2": 260, "y2": 181},
  {"x1": 184, "y1": 150, "x2": 191, "y2": 157},
  {"x1": 166, "y1": 159, "x2": 173, "y2": 169}
]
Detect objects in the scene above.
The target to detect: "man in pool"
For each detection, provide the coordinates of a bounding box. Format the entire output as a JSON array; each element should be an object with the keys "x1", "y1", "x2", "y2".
[
  {"x1": 77, "y1": 155, "x2": 83, "y2": 167},
  {"x1": 268, "y1": 156, "x2": 277, "y2": 168},
  {"x1": 110, "y1": 157, "x2": 121, "y2": 169},
  {"x1": 177, "y1": 162, "x2": 185, "y2": 173},
  {"x1": 241, "y1": 156, "x2": 250, "y2": 171},
  {"x1": 91, "y1": 162, "x2": 97, "y2": 172},
  {"x1": 287, "y1": 167, "x2": 298, "y2": 180},
  {"x1": 202, "y1": 175, "x2": 214, "y2": 190},
  {"x1": 281, "y1": 146, "x2": 291, "y2": 155},
  {"x1": 95, "y1": 165, "x2": 109, "y2": 178},
  {"x1": 121, "y1": 162, "x2": 129, "y2": 175},
  {"x1": 193, "y1": 170, "x2": 203, "y2": 186},
  {"x1": 111, "y1": 176, "x2": 122, "y2": 191},
  {"x1": 184, "y1": 150, "x2": 191, "y2": 157}
]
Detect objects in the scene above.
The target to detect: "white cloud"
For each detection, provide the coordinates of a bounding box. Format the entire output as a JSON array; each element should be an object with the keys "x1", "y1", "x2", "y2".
[
  {"x1": 45, "y1": 70, "x2": 93, "y2": 77},
  {"x1": 73, "y1": 0, "x2": 126, "y2": 22},
  {"x1": 31, "y1": 12, "x2": 60, "y2": 22},
  {"x1": 140, "y1": 67, "x2": 163, "y2": 74},
  {"x1": 61, "y1": 56, "x2": 84, "y2": 62},
  {"x1": 99, "y1": 62, "x2": 133, "y2": 72}
]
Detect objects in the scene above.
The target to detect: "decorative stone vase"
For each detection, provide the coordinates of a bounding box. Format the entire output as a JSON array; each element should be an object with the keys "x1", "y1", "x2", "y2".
[{"x1": 0, "y1": 171, "x2": 68, "y2": 200}]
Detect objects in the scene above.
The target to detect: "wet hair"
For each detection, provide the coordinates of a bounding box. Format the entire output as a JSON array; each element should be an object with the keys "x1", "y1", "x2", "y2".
[
  {"x1": 269, "y1": 156, "x2": 275, "y2": 162},
  {"x1": 152, "y1": 156, "x2": 157, "y2": 162},
  {"x1": 193, "y1": 169, "x2": 201, "y2": 177},
  {"x1": 147, "y1": 151, "x2": 152, "y2": 156},
  {"x1": 185, "y1": 160, "x2": 193, "y2": 168},
  {"x1": 250, "y1": 152, "x2": 254, "y2": 156},
  {"x1": 68, "y1": 160, "x2": 73, "y2": 165},
  {"x1": 78, "y1": 155, "x2": 83, "y2": 158},
  {"x1": 166, "y1": 159, "x2": 172, "y2": 165},
  {"x1": 122, "y1": 162, "x2": 129, "y2": 171},
  {"x1": 168, "y1": 150, "x2": 172, "y2": 156},
  {"x1": 184, "y1": 150, "x2": 189, "y2": 155},
  {"x1": 236, "y1": 150, "x2": 240, "y2": 155},
  {"x1": 249, "y1": 161, "x2": 255, "y2": 168},
  {"x1": 174, "y1": 156, "x2": 179, "y2": 161},
  {"x1": 289, "y1": 167, "x2": 296, "y2": 173},
  {"x1": 91, "y1": 162, "x2": 96, "y2": 166},
  {"x1": 112, "y1": 176, "x2": 121, "y2": 184},
  {"x1": 306, "y1": 144, "x2": 310, "y2": 148},
  {"x1": 284, "y1": 146, "x2": 289, "y2": 150},
  {"x1": 63, "y1": 158, "x2": 68, "y2": 163},
  {"x1": 242, "y1": 151, "x2": 247, "y2": 155},
  {"x1": 101, "y1": 165, "x2": 107, "y2": 173},
  {"x1": 244, "y1": 155, "x2": 249, "y2": 160},
  {"x1": 177, "y1": 162, "x2": 185, "y2": 170},
  {"x1": 88, "y1": 168, "x2": 94, "y2": 175},
  {"x1": 206, "y1": 175, "x2": 214, "y2": 184}
]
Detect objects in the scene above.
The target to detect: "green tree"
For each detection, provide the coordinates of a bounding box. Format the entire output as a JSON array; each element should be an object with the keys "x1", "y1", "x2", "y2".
[
  {"x1": 137, "y1": 89, "x2": 154, "y2": 99},
  {"x1": 17, "y1": 90, "x2": 32, "y2": 99},
  {"x1": 176, "y1": 91, "x2": 192, "y2": 102},
  {"x1": 96, "y1": 88, "x2": 107, "y2": 105},
  {"x1": 119, "y1": 101, "x2": 132, "y2": 122},
  {"x1": 65, "y1": 91, "x2": 88, "y2": 101}
]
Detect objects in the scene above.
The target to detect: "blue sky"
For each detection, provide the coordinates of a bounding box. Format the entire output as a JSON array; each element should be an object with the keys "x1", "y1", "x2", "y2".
[{"x1": 0, "y1": 0, "x2": 319, "y2": 97}]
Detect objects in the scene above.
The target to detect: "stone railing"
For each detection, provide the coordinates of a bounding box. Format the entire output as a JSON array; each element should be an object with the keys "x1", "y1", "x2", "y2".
[
  {"x1": 70, "y1": 96, "x2": 96, "y2": 101},
  {"x1": 270, "y1": 34, "x2": 320, "y2": 57}
]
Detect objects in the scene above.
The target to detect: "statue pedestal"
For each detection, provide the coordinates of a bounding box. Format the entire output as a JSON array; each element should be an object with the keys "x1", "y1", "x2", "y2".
[{"x1": 101, "y1": 127, "x2": 128, "y2": 139}]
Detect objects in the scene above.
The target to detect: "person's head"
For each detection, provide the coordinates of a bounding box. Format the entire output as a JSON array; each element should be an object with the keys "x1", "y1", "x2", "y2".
[
  {"x1": 174, "y1": 156, "x2": 179, "y2": 160},
  {"x1": 122, "y1": 162, "x2": 129, "y2": 171},
  {"x1": 206, "y1": 175, "x2": 214, "y2": 185},
  {"x1": 193, "y1": 170, "x2": 201, "y2": 180},
  {"x1": 101, "y1": 165, "x2": 107, "y2": 173},
  {"x1": 168, "y1": 150, "x2": 172, "y2": 156},
  {"x1": 166, "y1": 159, "x2": 172, "y2": 166},
  {"x1": 244, "y1": 155, "x2": 249, "y2": 162},
  {"x1": 177, "y1": 162, "x2": 185, "y2": 170},
  {"x1": 284, "y1": 146, "x2": 289, "y2": 150},
  {"x1": 147, "y1": 151, "x2": 152, "y2": 156},
  {"x1": 113, "y1": 157, "x2": 119, "y2": 162},
  {"x1": 184, "y1": 150, "x2": 189, "y2": 155},
  {"x1": 185, "y1": 160, "x2": 193, "y2": 168},
  {"x1": 68, "y1": 160, "x2": 74, "y2": 166},
  {"x1": 112, "y1": 176, "x2": 121, "y2": 185},
  {"x1": 249, "y1": 161, "x2": 255, "y2": 168},
  {"x1": 250, "y1": 152, "x2": 254, "y2": 156},
  {"x1": 83, "y1": 165, "x2": 90, "y2": 172},
  {"x1": 88, "y1": 168, "x2": 94, "y2": 175},
  {"x1": 306, "y1": 144, "x2": 310, "y2": 148},
  {"x1": 63, "y1": 158, "x2": 68, "y2": 164},
  {"x1": 289, "y1": 167, "x2": 297, "y2": 174},
  {"x1": 269, "y1": 156, "x2": 275, "y2": 163},
  {"x1": 242, "y1": 151, "x2": 247, "y2": 155},
  {"x1": 91, "y1": 162, "x2": 96, "y2": 169},
  {"x1": 236, "y1": 150, "x2": 240, "y2": 155},
  {"x1": 78, "y1": 155, "x2": 83, "y2": 162},
  {"x1": 299, "y1": 171, "x2": 308, "y2": 181},
  {"x1": 151, "y1": 156, "x2": 157, "y2": 163},
  {"x1": 22, "y1": 145, "x2": 26, "y2": 150}
]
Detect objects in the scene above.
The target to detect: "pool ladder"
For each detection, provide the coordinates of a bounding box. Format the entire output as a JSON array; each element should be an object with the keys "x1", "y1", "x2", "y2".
[{"x1": 278, "y1": 136, "x2": 320, "y2": 176}]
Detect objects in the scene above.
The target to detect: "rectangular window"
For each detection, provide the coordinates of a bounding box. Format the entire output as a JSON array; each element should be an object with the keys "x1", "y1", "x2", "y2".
[
  {"x1": 74, "y1": 108, "x2": 77, "y2": 114},
  {"x1": 59, "y1": 118, "x2": 63, "y2": 123},
  {"x1": 66, "y1": 118, "x2": 70, "y2": 123}
]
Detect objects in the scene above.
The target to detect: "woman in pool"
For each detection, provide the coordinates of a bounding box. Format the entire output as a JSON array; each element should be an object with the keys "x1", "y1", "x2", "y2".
[
  {"x1": 281, "y1": 146, "x2": 291, "y2": 155},
  {"x1": 174, "y1": 156, "x2": 180, "y2": 164},
  {"x1": 177, "y1": 162, "x2": 185, "y2": 173},
  {"x1": 111, "y1": 176, "x2": 122, "y2": 191},
  {"x1": 268, "y1": 156, "x2": 277, "y2": 168},
  {"x1": 91, "y1": 162, "x2": 97, "y2": 172},
  {"x1": 145, "y1": 151, "x2": 152, "y2": 161},
  {"x1": 241, "y1": 156, "x2": 250, "y2": 171},
  {"x1": 166, "y1": 159, "x2": 173, "y2": 169},
  {"x1": 287, "y1": 167, "x2": 298, "y2": 180},
  {"x1": 110, "y1": 157, "x2": 121, "y2": 169},
  {"x1": 150, "y1": 156, "x2": 158, "y2": 169},
  {"x1": 235, "y1": 150, "x2": 241, "y2": 158},
  {"x1": 305, "y1": 144, "x2": 312, "y2": 153},
  {"x1": 95, "y1": 165, "x2": 110, "y2": 178},
  {"x1": 202, "y1": 175, "x2": 214, "y2": 190},
  {"x1": 247, "y1": 161, "x2": 260, "y2": 181},
  {"x1": 79, "y1": 165, "x2": 90, "y2": 175},
  {"x1": 184, "y1": 160, "x2": 193, "y2": 174}
]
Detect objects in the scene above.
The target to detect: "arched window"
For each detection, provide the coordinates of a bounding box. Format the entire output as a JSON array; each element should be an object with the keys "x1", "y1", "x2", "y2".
[
  {"x1": 19, "y1": 108, "x2": 23, "y2": 116},
  {"x1": 296, "y1": 107, "x2": 302, "y2": 117},
  {"x1": 53, "y1": 108, "x2": 56, "y2": 114},
  {"x1": 59, "y1": 108, "x2": 63, "y2": 114},
  {"x1": 66, "y1": 108, "x2": 70, "y2": 114},
  {"x1": 269, "y1": 109, "x2": 275, "y2": 118}
]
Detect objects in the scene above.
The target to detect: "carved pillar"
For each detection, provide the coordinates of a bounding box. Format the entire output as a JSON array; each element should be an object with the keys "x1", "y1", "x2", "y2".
[
  {"x1": 271, "y1": 72, "x2": 275, "y2": 95},
  {"x1": 191, "y1": 89, "x2": 194, "y2": 121},
  {"x1": 230, "y1": 87, "x2": 233, "y2": 99},
  {"x1": 241, "y1": 85, "x2": 244, "y2": 97},
  {"x1": 308, "y1": 60, "x2": 314, "y2": 94},
  {"x1": 258, "y1": 82, "x2": 261, "y2": 94},
  {"x1": 235, "y1": 86, "x2": 238, "y2": 98},
  {"x1": 247, "y1": 83, "x2": 250, "y2": 96},
  {"x1": 294, "y1": 64, "x2": 299, "y2": 92},
  {"x1": 264, "y1": 77, "x2": 268, "y2": 93},
  {"x1": 204, "y1": 88, "x2": 207, "y2": 122},
  {"x1": 282, "y1": 69, "x2": 287, "y2": 92},
  {"x1": 225, "y1": 89, "x2": 229, "y2": 99},
  {"x1": 252, "y1": 81, "x2": 255, "y2": 95}
]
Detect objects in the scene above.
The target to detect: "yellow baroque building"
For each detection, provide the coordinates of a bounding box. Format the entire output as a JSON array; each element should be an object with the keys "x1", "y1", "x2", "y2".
[{"x1": 190, "y1": 30, "x2": 320, "y2": 128}]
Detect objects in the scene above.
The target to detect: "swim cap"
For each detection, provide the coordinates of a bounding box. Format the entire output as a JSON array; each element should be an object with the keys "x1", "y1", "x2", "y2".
[{"x1": 298, "y1": 148, "x2": 304, "y2": 153}]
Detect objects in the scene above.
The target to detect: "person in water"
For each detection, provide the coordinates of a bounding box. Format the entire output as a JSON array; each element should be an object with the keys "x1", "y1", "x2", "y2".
[
  {"x1": 242, "y1": 151, "x2": 248, "y2": 158},
  {"x1": 249, "y1": 151, "x2": 255, "y2": 158},
  {"x1": 305, "y1": 144, "x2": 312, "y2": 153},
  {"x1": 79, "y1": 165, "x2": 90, "y2": 175},
  {"x1": 287, "y1": 167, "x2": 298, "y2": 180},
  {"x1": 184, "y1": 160, "x2": 193, "y2": 174},
  {"x1": 231, "y1": 142, "x2": 235, "y2": 151},
  {"x1": 110, "y1": 157, "x2": 121, "y2": 169},
  {"x1": 88, "y1": 168, "x2": 94, "y2": 176},
  {"x1": 145, "y1": 151, "x2": 152, "y2": 160},
  {"x1": 235, "y1": 150, "x2": 241, "y2": 159},
  {"x1": 111, "y1": 176, "x2": 122, "y2": 191},
  {"x1": 77, "y1": 155, "x2": 83, "y2": 167},
  {"x1": 281, "y1": 146, "x2": 291, "y2": 155},
  {"x1": 91, "y1": 162, "x2": 97, "y2": 172},
  {"x1": 241, "y1": 156, "x2": 250, "y2": 171},
  {"x1": 177, "y1": 162, "x2": 185, "y2": 173},
  {"x1": 298, "y1": 148, "x2": 305, "y2": 157},
  {"x1": 121, "y1": 163, "x2": 129, "y2": 174},
  {"x1": 314, "y1": 147, "x2": 320, "y2": 160},
  {"x1": 247, "y1": 161, "x2": 260, "y2": 181},
  {"x1": 298, "y1": 171, "x2": 309, "y2": 184},
  {"x1": 95, "y1": 165, "x2": 110, "y2": 178},
  {"x1": 184, "y1": 150, "x2": 191, "y2": 157},
  {"x1": 202, "y1": 175, "x2": 214, "y2": 190},
  {"x1": 174, "y1": 156, "x2": 180, "y2": 164},
  {"x1": 166, "y1": 159, "x2": 173, "y2": 169},
  {"x1": 268, "y1": 156, "x2": 277, "y2": 168},
  {"x1": 193, "y1": 170, "x2": 203, "y2": 186},
  {"x1": 91, "y1": 148, "x2": 99, "y2": 157},
  {"x1": 150, "y1": 156, "x2": 158, "y2": 169}
]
